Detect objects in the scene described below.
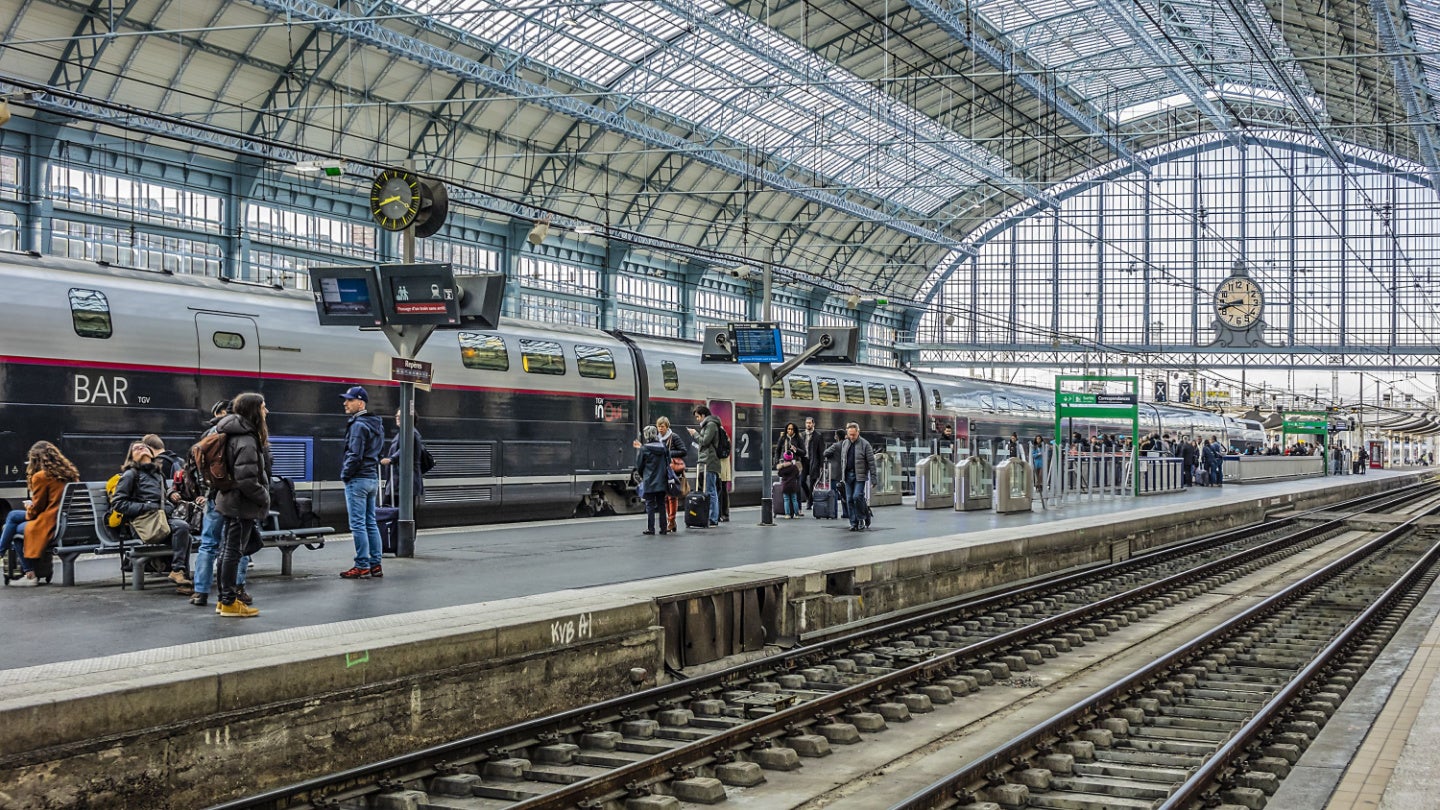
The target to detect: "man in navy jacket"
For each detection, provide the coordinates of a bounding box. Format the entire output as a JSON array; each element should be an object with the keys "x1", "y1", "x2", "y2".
[{"x1": 339, "y1": 385, "x2": 386, "y2": 579}]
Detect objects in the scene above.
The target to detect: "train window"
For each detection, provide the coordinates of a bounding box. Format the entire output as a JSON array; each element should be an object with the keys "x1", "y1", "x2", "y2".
[
  {"x1": 868, "y1": 383, "x2": 888, "y2": 406},
  {"x1": 904, "y1": 388, "x2": 912, "y2": 407},
  {"x1": 771, "y1": 377, "x2": 785, "y2": 398},
  {"x1": 844, "y1": 380, "x2": 865, "y2": 405},
  {"x1": 520, "y1": 339, "x2": 566, "y2": 375},
  {"x1": 575, "y1": 345, "x2": 616, "y2": 379},
  {"x1": 818, "y1": 378, "x2": 840, "y2": 402},
  {"x1": 68, "y1": 288, "x2": 112, "y2": 339},
  {"x1": 932, "y1": 389, "x2": 943, "y2": 410},
  {"x1": 458, "y1": 332, "x2": 509, "y2": 371},
  {"x1": 212, "y1": 332, "x2": 245, "y2": 350},
  {"x1": 661, "y1": 360, "x2": 679, "y2": 390},
  {"x1": 889, "y1": 385, "x2": 901, "y2": 407},
  {"x1": 788, "y1": 375, "x2": 814, "y2": 400}
]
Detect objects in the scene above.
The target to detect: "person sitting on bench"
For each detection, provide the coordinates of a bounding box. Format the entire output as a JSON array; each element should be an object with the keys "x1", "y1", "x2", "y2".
[
  {"x1": 1, "y1": 441, "x2": 80, "y2": 586},
  {"x1": 110, "y1": 442, "x2": 194, "y2": 595}
]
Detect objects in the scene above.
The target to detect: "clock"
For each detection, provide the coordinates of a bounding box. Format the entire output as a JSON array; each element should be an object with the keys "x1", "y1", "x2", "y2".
[
  {"x1": 1215, "y1": 275, "x2": 1263, "y2": 329},
  {"x1": 369, "y1": 168, "x2": 422, "y2": 231}
]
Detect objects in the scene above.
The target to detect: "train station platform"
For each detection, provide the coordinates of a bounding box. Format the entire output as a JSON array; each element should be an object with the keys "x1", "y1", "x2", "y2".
[{"x1": 0, "y1": 468, "x2": 1430, "y2": 809}]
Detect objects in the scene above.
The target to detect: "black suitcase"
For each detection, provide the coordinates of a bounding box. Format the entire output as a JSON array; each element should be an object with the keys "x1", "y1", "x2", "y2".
[
  {"x1": 811, "y1": 486, "x2": 837, "y2": 519},
  {"x1": 684, "y1": 464, "x2": 710, "y2": 528},
  {"x1": 376, "y1": 506, "x2": 399, "y2": 554}
]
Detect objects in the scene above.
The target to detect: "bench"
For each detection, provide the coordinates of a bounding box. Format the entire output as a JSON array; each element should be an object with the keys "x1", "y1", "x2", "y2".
[{"x1": 44, "y1": 481, "x2": 333, "y2": 588}]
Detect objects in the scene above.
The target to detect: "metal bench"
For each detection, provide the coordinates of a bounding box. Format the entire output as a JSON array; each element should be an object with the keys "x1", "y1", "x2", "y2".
[{"x1": 257, "y1": 513, "x2": 333, "y2": 576}]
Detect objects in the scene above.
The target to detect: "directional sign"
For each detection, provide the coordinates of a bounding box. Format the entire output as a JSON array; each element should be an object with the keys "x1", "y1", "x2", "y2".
[
  {"x1": 1154, "y1": 380, "x2": 1167, "y2": 402},
  {"x1": 1177, "y1": 380, "x2": 1192, "y2": 403}
]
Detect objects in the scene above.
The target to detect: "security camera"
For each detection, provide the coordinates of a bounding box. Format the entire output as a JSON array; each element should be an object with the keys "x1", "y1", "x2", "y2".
[{"x1": 726, "y1": 266, "x2": 754, "y2": 280}]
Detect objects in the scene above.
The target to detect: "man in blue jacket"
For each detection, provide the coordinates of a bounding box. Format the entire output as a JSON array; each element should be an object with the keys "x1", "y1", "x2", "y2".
[{"x1": 339, "y1": 386, "x2": 386, "y2": 579}]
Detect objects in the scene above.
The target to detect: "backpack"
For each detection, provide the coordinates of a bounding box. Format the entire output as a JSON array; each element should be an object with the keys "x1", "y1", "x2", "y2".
[
  {"x1": 105, "y1": 473, "x2": 125, "y2": 528},
  {"x1": 715, "y1": 425, "x2": 731, "y2": 460},
  {"x1": 190, "y1": 432, "x2": 235, "y2": 492}
]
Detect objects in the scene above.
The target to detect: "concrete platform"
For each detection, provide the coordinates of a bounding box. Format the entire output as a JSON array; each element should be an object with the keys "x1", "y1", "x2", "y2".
[{"x1": 0, "y1": 469, "x2": 1427, "y2": 809}]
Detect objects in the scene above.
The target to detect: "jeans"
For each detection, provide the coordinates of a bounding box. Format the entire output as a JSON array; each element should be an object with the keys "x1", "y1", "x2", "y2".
[
  {"x1": 783, "y1": 493, "x2": 799, "y2": 516},
  {"x1": 705, "y1": 471, "x2": 720, "y2": 524},
  {"x1": 165, "y1": 518, "x2": 193, "y2": 573},
  {"x1": 345, "y1": 476, "x2": 383, "y2": 568},
  {"x1": 644, "y1": 491, "x2": 666, "y2": 533},
  {"x1": 1, "y1": 509, "x2": 30, "y2": 572},
  {"x1": 193, "y1": 500, "x2": 246, "y2": 596},
  {"x1": 845, "y1": 474, "x2": 870, "y2": 528},
  {"x1": 218, "y1": 517, "x2": 258, "y2": 605}
]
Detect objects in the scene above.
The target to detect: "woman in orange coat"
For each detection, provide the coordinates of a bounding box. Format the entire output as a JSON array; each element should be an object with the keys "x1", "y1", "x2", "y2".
[{"x1": 0, "y1": 441, "x2": 80, "y2": 585}]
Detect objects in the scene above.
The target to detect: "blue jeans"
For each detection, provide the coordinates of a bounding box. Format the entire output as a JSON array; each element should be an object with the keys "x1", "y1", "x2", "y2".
[
  {"x1": 783, "y1": 493, "x2": 799, "y2": 516},
  {"x1": 345, "y1": 477, "x2": 383, "y2": 568},
  {"x1": 845, "y1": 475, "x2": 870, "y2": 528},
  {"x1": 1, "y1": 509, "x2": 30, "y2": 572},
  {"x1": 193, "y1": 499, "x2": 246, "y2": 596},
  {"x1": 705, "y1": 471, "x2": 720, "y2": 524}
]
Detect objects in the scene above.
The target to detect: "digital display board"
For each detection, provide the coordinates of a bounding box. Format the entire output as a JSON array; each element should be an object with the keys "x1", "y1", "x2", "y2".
[
  {"x1": 308, "y1": 265, "x2": 383, "y2": 326},
  {"x1": 376, "y1": 263, "x2": 461, "y2": 326},
  {"x1": 731, "y1": 322, "x2": 783, "y2": 364}
]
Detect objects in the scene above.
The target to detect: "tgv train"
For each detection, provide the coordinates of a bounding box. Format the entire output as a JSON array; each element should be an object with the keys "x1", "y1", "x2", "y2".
[{"x1": 0, "y1": 254, "x2": 1248, "y2": 526}]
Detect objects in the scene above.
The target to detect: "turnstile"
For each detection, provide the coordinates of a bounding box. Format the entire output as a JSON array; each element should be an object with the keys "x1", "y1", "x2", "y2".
[
  {"x1": 995, "y1": 458, "x2": 1034, "y2": 514},
  {"x1": 954, "y1": 456, "x2": 993, "y2": 511},
  {"x1": 914, "y1": 454, "x2": 954, "y2": 509}
]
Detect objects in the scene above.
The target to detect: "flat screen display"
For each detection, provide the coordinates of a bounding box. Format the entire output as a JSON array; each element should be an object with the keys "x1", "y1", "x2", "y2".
[
  {"x1": 733, "y1": 324, "x2": 783, "y2": 364},
  {"x1": 377, "y1": 263, "x2": 461, "y2": 325},
  {"x1": 319, "y1": 277, "x2": 376, "y2": 317}
]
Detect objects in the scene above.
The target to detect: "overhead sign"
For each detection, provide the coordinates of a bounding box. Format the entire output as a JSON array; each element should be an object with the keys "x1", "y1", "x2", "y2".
[
  {"x1": 730, "y1": 321, "x2": 784, "y2": 364},
  {"x1": 1154, "y1": 380, "x2": 1167, "y2": 402},
  {"x1": 390, "y1": 357, "x2": 433, "y2": 386},
  {"x1": 376, "y1": 263, "x2": 460, "y2": 326},
  {"x1": 309, "y1": 265, "x2": 384, "y2": 327},
  {"x1": 1177, "y1": 380, "x2": 1192, "y2": 403},
  {"x1": 1057, "y1": 392, "x2": 1136, "y2": 406}
]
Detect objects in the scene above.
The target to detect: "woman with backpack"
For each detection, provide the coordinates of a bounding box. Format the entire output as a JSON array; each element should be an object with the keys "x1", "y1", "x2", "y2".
[
  {"x1": 1, "y1": 441, "x2": 80, "y2": 585},
  {"x1": 213, "y1": 392, "x2": 272, "y2": 618}
]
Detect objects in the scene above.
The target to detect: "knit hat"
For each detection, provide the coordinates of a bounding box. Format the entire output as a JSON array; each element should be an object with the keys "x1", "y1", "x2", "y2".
[{"x1": 783, "y1": 452, "x2": 793, "y2": 461}]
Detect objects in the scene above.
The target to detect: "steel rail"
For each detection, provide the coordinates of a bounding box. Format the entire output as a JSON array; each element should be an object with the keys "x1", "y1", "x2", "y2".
[
  {"x1": 892, "y1": 503, "x2": 1440, "y2": 808},
  {"x1": 208, "y1": 482, "x2": 1432, "y2": 810}
]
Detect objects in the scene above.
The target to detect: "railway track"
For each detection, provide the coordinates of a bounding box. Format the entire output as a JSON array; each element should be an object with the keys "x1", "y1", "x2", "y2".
[{"x1": 210, "y1": 483, "x2": 1440, "y2": 810}]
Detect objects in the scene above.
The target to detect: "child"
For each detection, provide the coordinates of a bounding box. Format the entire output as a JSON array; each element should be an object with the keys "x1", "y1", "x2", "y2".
[{"x1": 777, "y1": 452, "x2": 802, "y2": 518}]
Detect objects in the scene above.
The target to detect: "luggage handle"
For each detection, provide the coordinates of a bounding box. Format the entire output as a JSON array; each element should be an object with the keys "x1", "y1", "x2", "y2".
[{"x1": 694, "y1": 463, "x2": 707, "y2": 493}]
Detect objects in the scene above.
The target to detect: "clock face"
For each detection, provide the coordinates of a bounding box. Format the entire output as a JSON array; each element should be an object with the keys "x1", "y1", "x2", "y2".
[
  {"x1": 1216, "y1": 276, "x2": 1263, "y2": 329},
  {"x1": 369, "y1": 169, "x2": 421, "y2": 231}
]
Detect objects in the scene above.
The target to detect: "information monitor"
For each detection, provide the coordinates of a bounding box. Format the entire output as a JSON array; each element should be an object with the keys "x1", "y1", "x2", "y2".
[
  {"x1": 731, "y1": 322, "x2": 784, "y2": 364},
  {"x1": 308, "y1": 265, "x2": 384, "y2": 326}
]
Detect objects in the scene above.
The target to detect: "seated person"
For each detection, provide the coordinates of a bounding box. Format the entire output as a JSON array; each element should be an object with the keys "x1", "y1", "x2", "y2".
[
  {"x1": 0, "y1": 441, "x2": 80, "y2": 585},
  {"x1": 110, "y1": 442, "x2": 194, "y2": 594}
]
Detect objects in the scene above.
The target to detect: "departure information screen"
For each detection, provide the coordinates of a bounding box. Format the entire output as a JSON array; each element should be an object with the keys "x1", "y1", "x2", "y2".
[
  {"x1": 731, "y1": 322, "x2": 783, "y2": 363},
  {"x1": 319, "y1": 277, "x2": 376, "y2": 317}
]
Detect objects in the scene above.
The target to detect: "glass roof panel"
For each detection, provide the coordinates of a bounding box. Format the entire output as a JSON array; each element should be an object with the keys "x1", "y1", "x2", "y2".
[{"x1": 402, "y1": 0, "x2": 1010, "y2": 216}]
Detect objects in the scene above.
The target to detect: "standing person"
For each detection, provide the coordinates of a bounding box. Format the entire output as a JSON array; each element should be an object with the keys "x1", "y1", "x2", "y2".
[
  {"x1": 823, "y1": 429, "x2": 848, "y2": 521},
  {"x1": 189, "y1": 400, "x2": 253, "y2": 608},
  {"x1": 338, "y1": 385, "x2": 385, "y2": 579},
  {"x1": 1180, "y1": 437, "x2": 1198, "y2": 488},
  {"x1": 838, "y1": 422, "x2": 876, "y2": 532},
  {"x1": 717, "y1": 449, "x2": 734, "y2": 522},
  {"x1": 801, "y1": 417, "x2": 825, "y2": 507},
  {"x1": 1, "y1": 441, "x2": 80, "y2": 586},
  {"x1": 655, "y1": 416, "x2": 686, "y2": 532},
  {"x1": 634, "y1": 426, "x2": 670, "y2": 536},
  {"x1": 109, "y1": 442, "x2": 194, "y2": 594},
  {"x1": 213, "y1": 393, "x2": 271, "y2": 617},
  {"x1": 380, "y1": 408, "x2": 430, "y2": 513},
  {"x1": 775, "y1": 422, "x2": 805, "y2": 513},
  {"x1": 1007, "y1": 432, "x2": 1021, "y2": 458},
  {"x1": 687, "y1": 405, "x2": 722, "y2": 527},
  {"x1": 776, "y1": 452, "x2": 802, "y2": 518}
]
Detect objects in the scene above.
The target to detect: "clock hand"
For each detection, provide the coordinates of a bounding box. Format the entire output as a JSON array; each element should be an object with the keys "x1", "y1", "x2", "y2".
[{"x1": 378, "y1": 194, "x2": 403, "y2": 207}]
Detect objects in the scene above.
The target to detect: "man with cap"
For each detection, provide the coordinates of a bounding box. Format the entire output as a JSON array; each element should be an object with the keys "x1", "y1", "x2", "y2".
[{"x1": 339, "y1": 385, "x2": 386, "y2": 579}]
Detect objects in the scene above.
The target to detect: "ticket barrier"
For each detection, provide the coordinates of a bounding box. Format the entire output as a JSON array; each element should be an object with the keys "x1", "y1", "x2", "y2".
[
  {"x1": 995, "y1": 458, "x2": 1034, "y2": 514},
  {"x1": 914, "y1": 454, "x2": 954, "y2": 509},
  {"x1": 954, "y1": 456, "x2": 993, "y2": 511},
  {"x1": 870, "y1": 451, "x2": 903, "y2": 507}
]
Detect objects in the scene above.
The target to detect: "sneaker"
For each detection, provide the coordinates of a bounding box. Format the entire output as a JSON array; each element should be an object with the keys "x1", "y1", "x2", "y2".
[
  {"x1": 642, "y1": 530, "x2": 655, "y2": 535},
  {"x1": 340, "y1": 566, "x2": 371, "y2": 579},
  {"x1": 168, "y1": 570, "x2": 193, "y2": 586},
  {"x1": 369, "y1": 564, "x2": 383, "y2": 578},
  {"x1": 175, "y1": 584, "x2": 194, "y2": 596},
  {"x1": 218, "y1": 600, "x2": 259, "y2": 618},
  {"x1": 190, "y1": 592, "x2": 208, "y2": 607},
  {"x1": 235, "y1": 589, "x2": 253, "y2": 605},
  {"x1": 12, "y1": 575, "x2": 37, "y2": 587}
]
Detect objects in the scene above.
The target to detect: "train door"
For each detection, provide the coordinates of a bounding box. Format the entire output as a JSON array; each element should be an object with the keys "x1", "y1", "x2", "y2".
[
  {"x1": 195, "y1": 313, "x2": 261, "y2": 405},
  {"x1": 708, "y1": 400, "x2": 734, "y2": 467},
  {"x1": 1368, "y1": 440, "x2": 1385, "y2": 469}
]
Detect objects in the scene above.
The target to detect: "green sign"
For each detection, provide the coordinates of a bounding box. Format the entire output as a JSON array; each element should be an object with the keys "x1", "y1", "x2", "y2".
[{"x1": 1054, "y1": 375, "x2": 1141, "y2": 495}]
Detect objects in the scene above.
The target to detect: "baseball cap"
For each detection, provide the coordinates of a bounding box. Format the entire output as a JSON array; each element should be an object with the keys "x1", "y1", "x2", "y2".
[{"x1": 340, "y1": 385, "x2": 369, "y2": 402}]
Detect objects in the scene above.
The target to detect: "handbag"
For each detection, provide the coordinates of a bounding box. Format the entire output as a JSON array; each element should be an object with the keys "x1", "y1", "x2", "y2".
[
  {"x1": 665, "y1": 466, "x2": 682, "y2": 499},
  {"x1": 130, "y1": 510, "x2": 170, "y2": 543}
]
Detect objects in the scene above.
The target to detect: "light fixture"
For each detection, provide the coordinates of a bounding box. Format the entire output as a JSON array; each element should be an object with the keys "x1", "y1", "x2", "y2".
[
  {"x1": 944, "y1": 314, "x2": 956, "y2": 326},
  {"x1": 294, "y1": 158, "x2": 345, "y2": 177},
  {"x1": 573, "y1": 224, "x2": 597, "y2": 236},
  {"x1": 845, "y1": 293, "x2": 888, "y2": 309},
  {"x1": 0, "y1": 99, "x2": 10, "y2": 128},
  {"x1": 527, "y1": 217, "x2": 551, "y2": 246}
]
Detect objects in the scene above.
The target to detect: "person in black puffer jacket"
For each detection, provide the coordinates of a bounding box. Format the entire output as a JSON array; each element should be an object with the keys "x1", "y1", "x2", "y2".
[
  {"x1": 213, "y1": 392, "x2": 272, "y2": 618},
  {"x1": 111, "y1": 442, "x2": 194, "y2": 593}
]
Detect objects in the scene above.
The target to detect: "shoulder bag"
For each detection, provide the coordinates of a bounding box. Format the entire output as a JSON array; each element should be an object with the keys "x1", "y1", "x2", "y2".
[{"x1": 130, "y1": 510, "x2": 171, "y2": 543}]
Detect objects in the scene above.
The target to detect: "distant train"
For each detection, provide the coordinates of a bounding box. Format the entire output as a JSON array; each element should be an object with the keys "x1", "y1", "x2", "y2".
[{"x1": 0, "y1": 253, "x2": 1253, "y2": 525}]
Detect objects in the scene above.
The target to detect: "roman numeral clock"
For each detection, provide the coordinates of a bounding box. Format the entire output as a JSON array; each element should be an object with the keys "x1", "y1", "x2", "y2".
[{"x1": 1210, "y1": 262, "x2": 1269, "y2": 347}]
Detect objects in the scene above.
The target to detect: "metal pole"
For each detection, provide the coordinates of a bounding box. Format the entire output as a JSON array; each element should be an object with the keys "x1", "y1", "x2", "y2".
[
  {"x1": 396, "y1": 222, "x2": 418, "y2": 557},
  {"x1": 759, "y1": 263, "x2": 775, "y2": 526}
]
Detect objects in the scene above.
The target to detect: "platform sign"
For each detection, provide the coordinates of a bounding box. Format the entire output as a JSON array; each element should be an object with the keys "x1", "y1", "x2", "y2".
[
  {"x1": 1055, "y1": 374, "x2": 1140, "y2": 495},
  {"x1": 1154, "y1": 380, "x2": 1167, "y2": 402},
  {"x1": 729, "y1": 321, "x2": 783, "y2": 364},
  {"x1": 1177, "y1": 380, "x2": 1192, "y2": 403},
  {"x1": 390, "y1": 357, "x2": 433, "y2": 386},
  {"x1": 376, "y1": 263, "x2": 460, "y2": 326},
  {"x1": 1281, "y1": 409, "x2": 1330, "y2": 473}
]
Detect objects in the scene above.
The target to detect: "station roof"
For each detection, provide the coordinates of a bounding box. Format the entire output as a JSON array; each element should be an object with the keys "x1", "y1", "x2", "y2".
[{"x1": 2, "y1": 0, "x2": 1436, "y2": 299}]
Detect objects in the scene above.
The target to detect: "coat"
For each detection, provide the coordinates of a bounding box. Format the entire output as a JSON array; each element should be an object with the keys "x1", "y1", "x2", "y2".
[
  {"x1": 385, "y1": 428, "x2": 428, "y2": 501},
  {"x1": 635, "y1": 441, "x2": 669, "y2": 497},
  {"x1": 111, "y1": 463, "x2": 171, "y2": 520},
  {"x1": 341, "y1": 411, "x2": 384, "y2": 482},
  {"x1": 777, "y1": 460, "x2": 802, "y2": 495},
  {"x1": 214, "y1": 413, "x2": 272, "y2": 520},
  {"x1": 801, "y1": 429, "x2": 826, "y2": 479},
  {"x1": 776, "y1": 432, "x2": 805, "y2": 463},
  {"x1": 23, "y1": 469, "x2": 67, "y2": 559},
  {"x1": 836, "y1": 436, "x2": 877, "y2": 485},
  {"x1": 693, "y1": 415, "x2": 722, "y2": 470}
]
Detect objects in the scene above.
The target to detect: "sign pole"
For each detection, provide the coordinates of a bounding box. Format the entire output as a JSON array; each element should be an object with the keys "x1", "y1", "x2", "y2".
[{"x1": 759, "y1": 264, "x2": 775, "y2": 527}]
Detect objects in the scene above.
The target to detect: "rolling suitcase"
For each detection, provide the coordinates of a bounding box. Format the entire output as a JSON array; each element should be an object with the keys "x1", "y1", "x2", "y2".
[
  {"x1": 771, "y1": 480, "x2": 786, "y2": 513},
  {"x1": 377, "y1": 507, "x2": 399, "y2": 554},
  {"x1": 811, "y1": 481, "x2": 838, "y2": 520},
  {"x1": 684, "y1": 464, "x2": 710, "y2": 528}
]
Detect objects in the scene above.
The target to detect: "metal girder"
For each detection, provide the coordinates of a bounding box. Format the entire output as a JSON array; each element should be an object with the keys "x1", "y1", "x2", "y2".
[
  {"x1": 48, "y1": 0, "x2": 145, "y2": 93},
  {"x1": 1369, "y1": 0, "x2": 1440, "y2": 197},
  {"x1": 907, "y1": 0, "x2": 1148, "y2": 175},
  {"x1": 906, "y1": 343, "x2": 1440, "y2": 370},
  {"x1": 652, "y1": 0, "x2": 1051, "y2": 207},
  {"x1": 240, "y1": 0, "x2": 964, "y2": 251},
  {"x1": 1092, "y1": 0, "x2": 1237, "y2": 140}
]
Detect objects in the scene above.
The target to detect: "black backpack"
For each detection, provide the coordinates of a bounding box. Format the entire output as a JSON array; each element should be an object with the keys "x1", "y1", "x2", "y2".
[{"x1": 715, "y1": 425, "x2": 731, "y2": 459}]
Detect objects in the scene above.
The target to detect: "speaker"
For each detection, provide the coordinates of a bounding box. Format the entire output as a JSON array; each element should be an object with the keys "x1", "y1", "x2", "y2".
[
  {"x1": 804, "y1": 326, "x2": 859, "y2": 363},
  {"x1": 701, "y1": 326, "x2": 736, "y2": 363},
  {"x1": 456, "y1": 271, "x2": 505, "y2": 329}
]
